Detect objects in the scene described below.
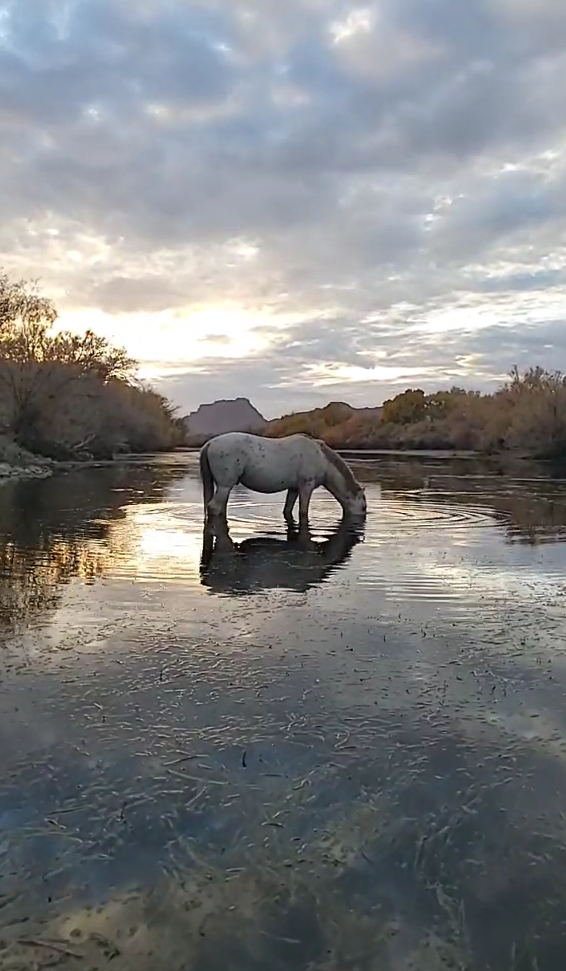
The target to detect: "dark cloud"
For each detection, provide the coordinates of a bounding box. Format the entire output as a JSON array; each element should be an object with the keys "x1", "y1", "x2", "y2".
[
  {"x1": 474, "y1": 269, "x2": 566, "y2": 294},
  {"x1": 1, "y1": 0, "x2": 566, "y2": 414},
  {"x1": 87, "y1": 275, "x2": 186, "y2": 314},
  {"x1": 468, "y1": 318, "x2": 566, "y2": 358},
  {"x1": 430, "y1": 166, "x2": 566, "y2": 260},
  {"x1": 2, "y1": 1, "x2": 236, "y2": 123}
]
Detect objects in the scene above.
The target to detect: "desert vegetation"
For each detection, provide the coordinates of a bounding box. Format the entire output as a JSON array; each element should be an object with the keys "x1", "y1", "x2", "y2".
[
  {"x1": 264, "y1": 367, "x2": 566, "y2": 459},
  {"x1": 0, "y1": 271, "x2": 183, "y2": 460}
]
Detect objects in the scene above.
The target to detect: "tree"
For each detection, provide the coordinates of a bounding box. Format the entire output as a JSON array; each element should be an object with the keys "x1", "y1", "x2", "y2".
[
  {"x1": 0, "y1": 270, "x2": 181, "y2": 456},
  {"x1": 497, "y1": 366, "x2": 566, "y2": 457},
  {"x1": 381, "y1": 389, "x2": 427, "y2": 425},
  {"x1": 0, "y1": 272, "x2": 57, "y2": 338},
  {"x1": 102, "y1": 381, "x2": 183, "y2": 452},
  {"x1": 0, "y1": 271, "x2": 135, "y2": 448}
]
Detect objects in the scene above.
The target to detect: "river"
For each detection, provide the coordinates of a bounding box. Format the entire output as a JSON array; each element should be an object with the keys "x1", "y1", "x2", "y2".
[{"x1": 1, "y1": 453, "x2": 566, "y2": 970}]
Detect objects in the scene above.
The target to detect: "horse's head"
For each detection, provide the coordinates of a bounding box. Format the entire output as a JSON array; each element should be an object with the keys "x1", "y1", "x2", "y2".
[
  {"x1": 344, "y1": 485, "x2": 367, "y2": 519},
  {"x1": 317, "y1": 441, "x2": 368, "y2": 519}
]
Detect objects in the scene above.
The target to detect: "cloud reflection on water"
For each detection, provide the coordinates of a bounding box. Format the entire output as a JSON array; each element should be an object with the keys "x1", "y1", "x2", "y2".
[{"x1": 1, "y1": 455, "x2": 566, "y2": 969}]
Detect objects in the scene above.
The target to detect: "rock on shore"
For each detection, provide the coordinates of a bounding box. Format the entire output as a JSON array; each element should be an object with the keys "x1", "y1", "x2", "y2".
[{"x1": 0, "y1": 437, "x2": 54, "y2": 482}]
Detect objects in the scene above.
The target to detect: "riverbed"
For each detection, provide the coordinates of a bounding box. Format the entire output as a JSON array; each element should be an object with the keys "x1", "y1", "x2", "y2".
[{"x1": 1, "y1": 453, "x2": 566, "y2": 970}]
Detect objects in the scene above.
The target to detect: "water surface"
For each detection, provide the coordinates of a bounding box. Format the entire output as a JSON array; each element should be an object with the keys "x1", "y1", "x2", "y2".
[{"x1": 1, "y1": 454, "x2": 566, "y2": 970}]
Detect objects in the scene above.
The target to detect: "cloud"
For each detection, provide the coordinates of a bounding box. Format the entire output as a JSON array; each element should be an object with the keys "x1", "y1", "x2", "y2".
[
  {"x1": 429, "y1": 165, "x2": 566, "y2": 261},
  {"x1": 1, "y1": 0, "x2": 566, "y2": 416}
]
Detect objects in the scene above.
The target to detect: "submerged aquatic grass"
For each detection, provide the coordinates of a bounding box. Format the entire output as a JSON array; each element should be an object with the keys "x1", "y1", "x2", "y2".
[{"x1": 1, "y1": 456, "x2": 566, "y2": 968}]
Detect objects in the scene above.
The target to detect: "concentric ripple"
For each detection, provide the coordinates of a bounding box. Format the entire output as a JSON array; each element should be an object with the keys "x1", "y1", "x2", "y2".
[{"x1": 102, "y1": 466, "x2": 544, "y2": 607}]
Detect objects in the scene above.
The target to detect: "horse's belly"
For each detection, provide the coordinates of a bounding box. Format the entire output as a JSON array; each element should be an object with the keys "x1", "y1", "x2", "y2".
[{"x1": 240, "y1": 468, "x2": 295, "y2": 493}]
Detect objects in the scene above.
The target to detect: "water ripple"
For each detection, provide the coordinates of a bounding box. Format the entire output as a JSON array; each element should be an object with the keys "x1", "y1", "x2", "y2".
[{"x1": 2, "y1": 456, "x2": 566, "y2": 970}]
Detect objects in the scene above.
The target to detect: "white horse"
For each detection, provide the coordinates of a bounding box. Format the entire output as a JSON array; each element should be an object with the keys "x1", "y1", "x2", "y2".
[{"x1": 199, "y1": 432, "x2": 367, "y2": 524}]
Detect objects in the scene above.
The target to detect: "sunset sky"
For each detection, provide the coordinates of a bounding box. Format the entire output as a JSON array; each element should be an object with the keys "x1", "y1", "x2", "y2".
[{"x1": 1, "y1": 0, "x2": 566, "y2": 417}]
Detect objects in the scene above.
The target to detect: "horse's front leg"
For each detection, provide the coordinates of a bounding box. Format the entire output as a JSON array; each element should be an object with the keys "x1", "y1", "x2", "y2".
[
  {"x1": 283, "y1": 488, "x2": 298, "y2": 521},
  {"x1": 298, "y1": 481, "x2": 315, "y2": 525},
  {"x1": 207, "y1": 485, "x2": 232, "y2": 521}
]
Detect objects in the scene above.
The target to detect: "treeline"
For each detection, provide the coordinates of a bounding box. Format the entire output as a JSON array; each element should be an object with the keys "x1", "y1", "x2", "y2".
[
  {"x1": 0, "y1": 272, "x2": 183, "y2": 460},
  {"x1": 264, "y1": 367, "x2": 566, "y2": 459},
  {"x1": 264, "y1": 402, "x2": 356, "y2": 440}
]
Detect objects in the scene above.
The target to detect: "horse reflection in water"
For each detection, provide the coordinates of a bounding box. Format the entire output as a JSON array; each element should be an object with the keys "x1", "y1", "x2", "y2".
[{"x1": 200, "y1": 518, "x2": 364, "y2": 595}]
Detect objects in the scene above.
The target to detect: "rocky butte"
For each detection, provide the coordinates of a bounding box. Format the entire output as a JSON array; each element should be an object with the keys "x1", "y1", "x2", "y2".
[{"x1": 182, "y1": 398, "x2": 266, "y2": 446}]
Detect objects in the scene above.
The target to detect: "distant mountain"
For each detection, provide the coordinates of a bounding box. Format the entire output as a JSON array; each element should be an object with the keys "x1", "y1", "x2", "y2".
[
  {"x1": 182, "y1": 397, "x2": 266, "y2": 445},
  {"x1": 263, "y1": 401, "x2": 382, "y2": 445}
]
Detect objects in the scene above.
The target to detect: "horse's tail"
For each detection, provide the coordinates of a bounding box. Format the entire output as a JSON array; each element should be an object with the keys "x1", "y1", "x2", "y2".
[{"x1": 199, "y1": 441, "x2": 215, "y2": 510}]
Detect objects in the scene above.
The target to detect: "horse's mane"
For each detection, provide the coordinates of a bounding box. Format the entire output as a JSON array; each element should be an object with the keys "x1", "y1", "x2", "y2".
[{"x1": 317, "y1": 440, "x2": 359, "y2": 495}]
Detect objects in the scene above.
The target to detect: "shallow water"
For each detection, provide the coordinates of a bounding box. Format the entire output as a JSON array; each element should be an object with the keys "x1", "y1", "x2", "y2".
[{"x1": 1, "y1": 454, "x2": 566, "y2": 969}]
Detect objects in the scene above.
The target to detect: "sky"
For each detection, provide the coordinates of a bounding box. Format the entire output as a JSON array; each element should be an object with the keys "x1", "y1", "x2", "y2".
[{"x1": 1, "y1": 1, "x2": 566, "y2": 419}]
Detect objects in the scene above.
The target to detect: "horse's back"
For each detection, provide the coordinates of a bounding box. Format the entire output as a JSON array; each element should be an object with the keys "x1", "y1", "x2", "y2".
[
  {"x1": 207, "y1": 431, "x2": 312, "y2": 447},
  {"x1": 205, "y1": 431, "x2": 259, "y2": 461},
  {"x1": 207, "y1": 431, "x2": 319, "y2": 464},
  {"x1": 207, "y1": 431, "x2": 261, "y2": 449}
]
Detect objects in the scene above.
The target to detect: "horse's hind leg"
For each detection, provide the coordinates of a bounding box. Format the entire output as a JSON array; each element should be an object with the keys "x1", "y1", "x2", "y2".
[
  {"x1": 200, "y1": 445, "x2": 215, "y2": 514},
  {"x1": 202, "y1": 475, "x2": 214, "y2": 513},
  {"x1": 207, "y1": 485, "x2": 231, "y2": 521},
  {"x1": 283, "y1": 488, "x2": 298, "y2": 520}
]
